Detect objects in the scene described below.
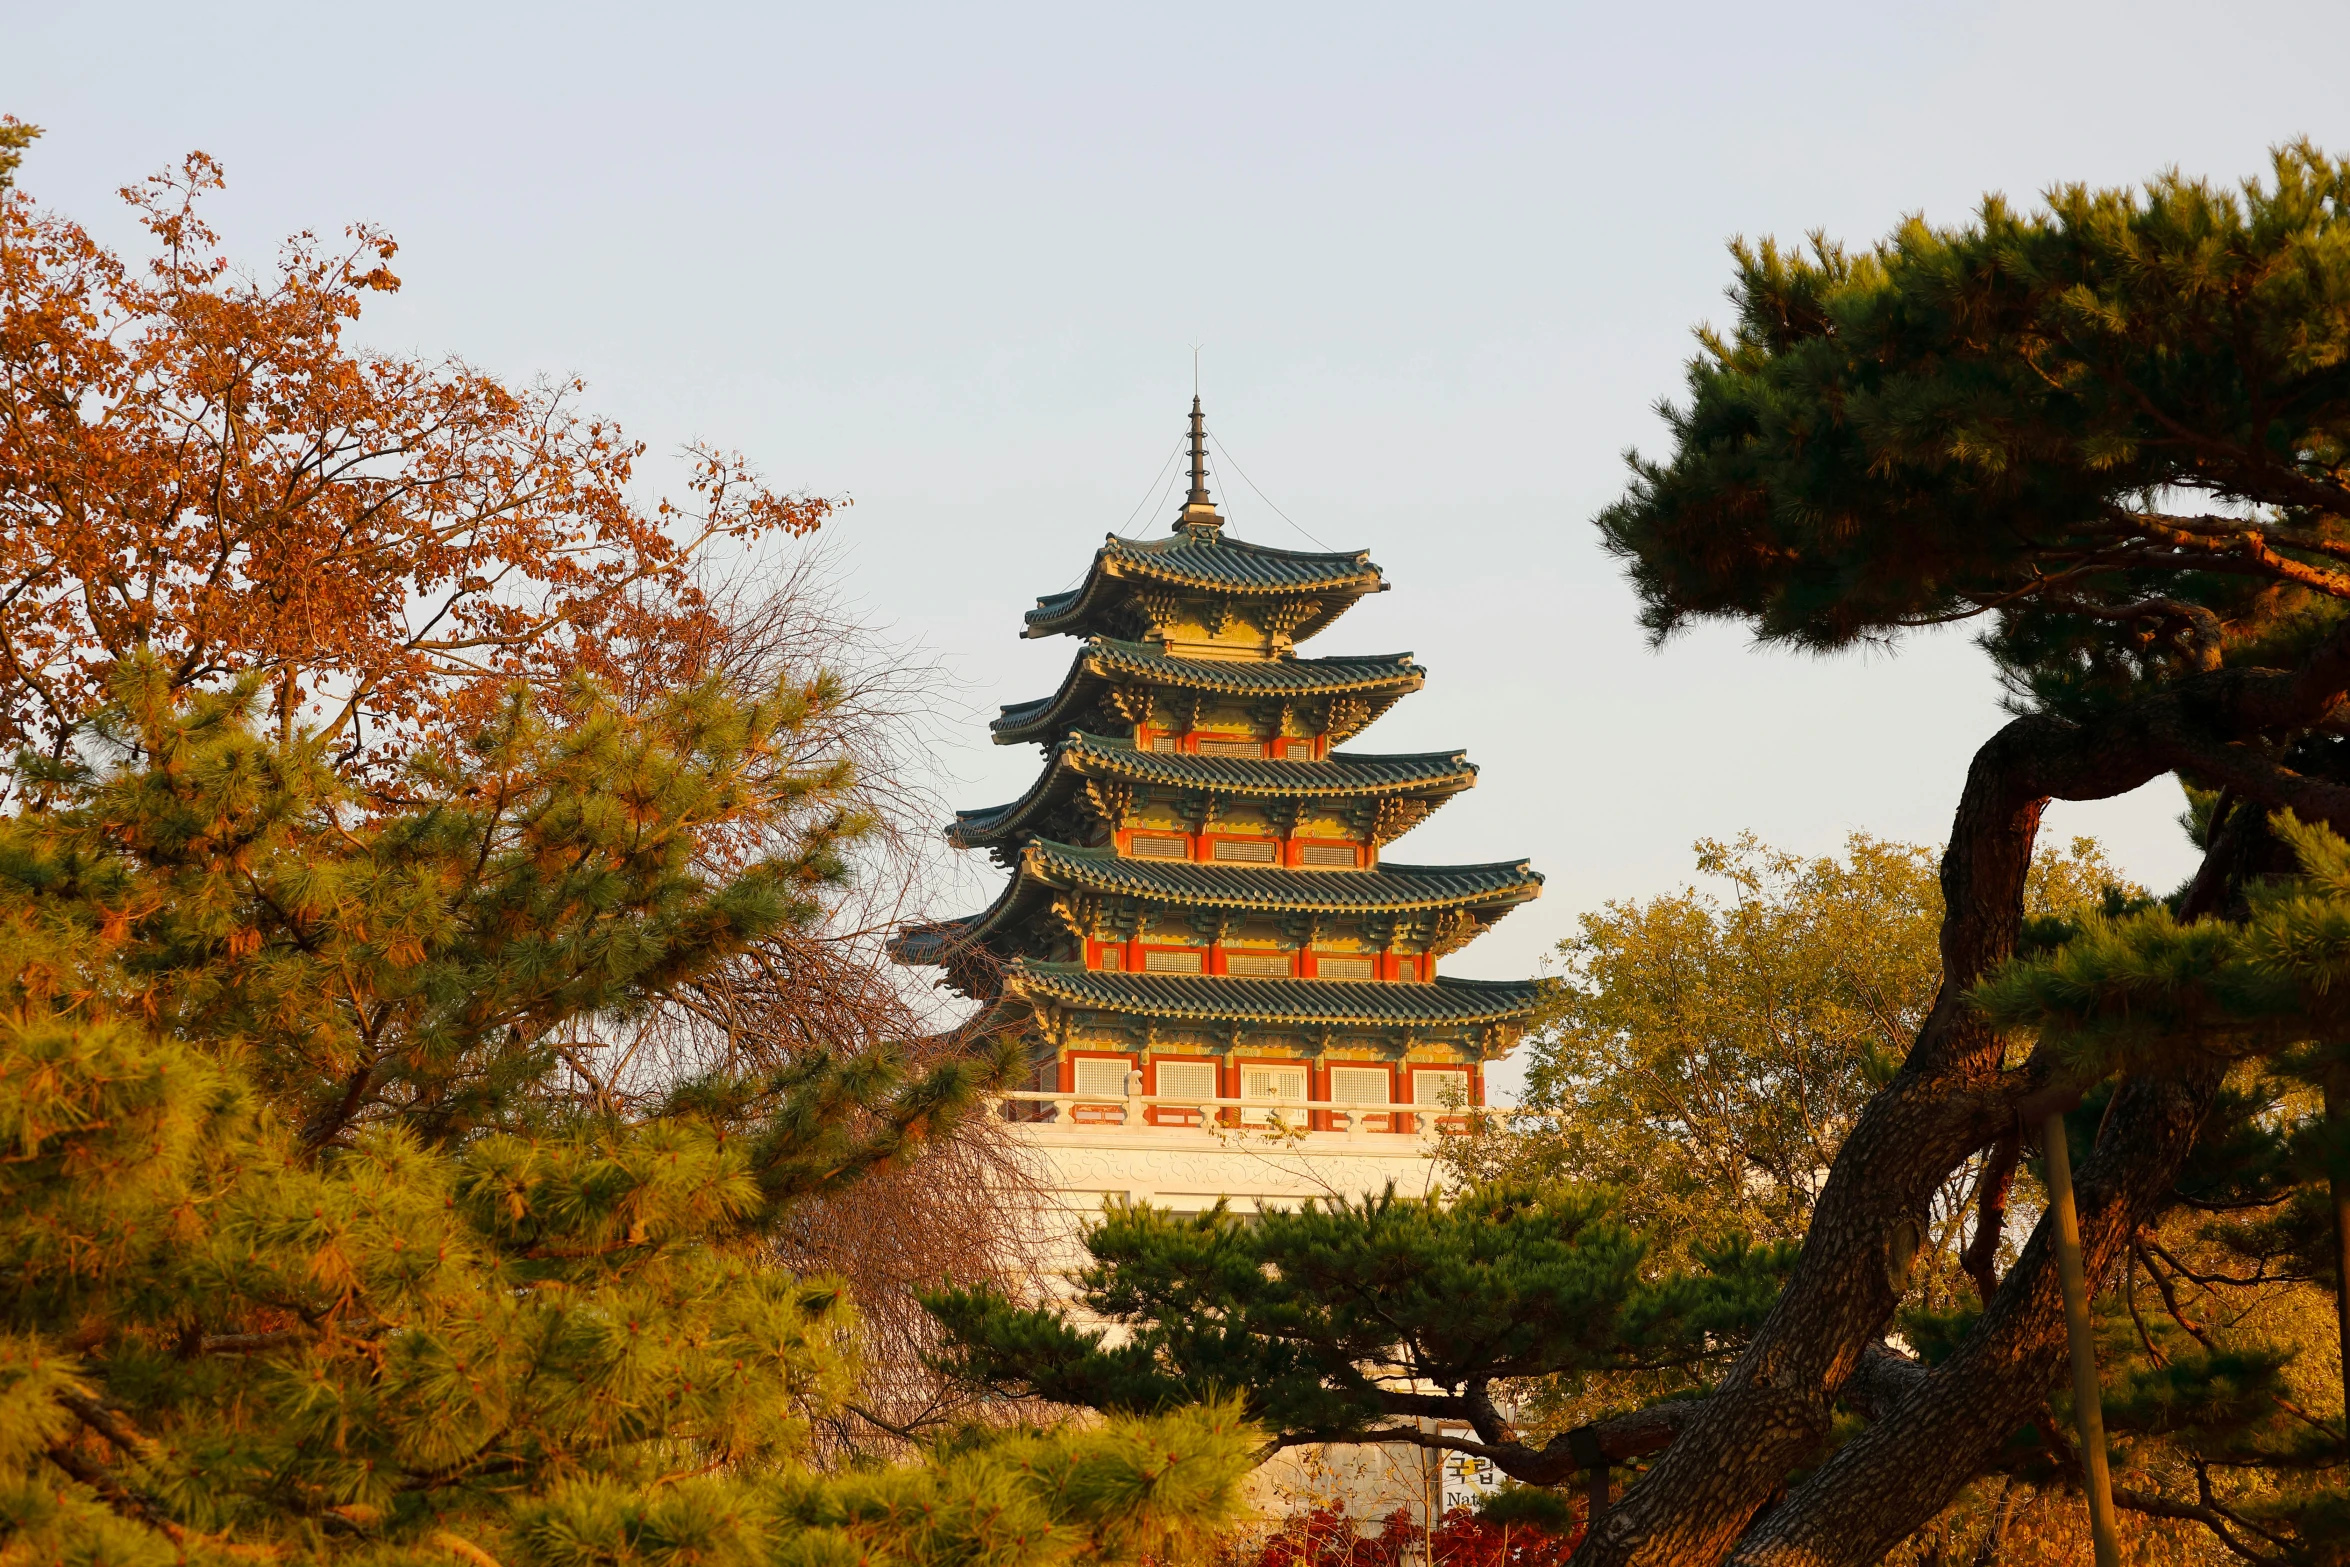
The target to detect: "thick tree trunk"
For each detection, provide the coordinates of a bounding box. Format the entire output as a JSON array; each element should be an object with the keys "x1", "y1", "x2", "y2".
[
  {"x1": 1572, "y1": 644, "x2": 2350, "y2": 1567},
  {"x1": 1574, "y1": 714, "x2": 2114, "y2": 1567},
  {"x1": 1727, "y1": 1067, "x2": 2217, "y2": 1564}
]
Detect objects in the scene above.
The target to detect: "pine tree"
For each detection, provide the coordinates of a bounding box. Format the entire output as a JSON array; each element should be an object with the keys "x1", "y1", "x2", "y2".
[
  {"x1": 5, "y1": 654, "x2": 882, "y2": 1153},
  {"x1": 1568, "y1": 142, "x2": 2350, "y2": 1565},
  {"x1": 0, "y1": 673, "x2": 1257, "y2": 1566},
  {"x1": 925, "y1": 1183, "x2": 1793, "y2": 1486}
]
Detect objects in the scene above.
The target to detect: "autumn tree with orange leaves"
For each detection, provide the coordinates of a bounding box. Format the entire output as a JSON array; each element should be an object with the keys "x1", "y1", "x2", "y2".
[
  {"x1": 0, "y1": 119, "x2": 826, "y2": 782},
  {"x1": 0, "y1": 127, "x2": 1065, "y2": 1567}
]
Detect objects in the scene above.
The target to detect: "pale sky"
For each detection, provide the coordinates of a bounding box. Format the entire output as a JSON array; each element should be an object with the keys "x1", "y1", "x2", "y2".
[{"x1": 11, "y1": 2, "x2": 2347, "y2": 1090}]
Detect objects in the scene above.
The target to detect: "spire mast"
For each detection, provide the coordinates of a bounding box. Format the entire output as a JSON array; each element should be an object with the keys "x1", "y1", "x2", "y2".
[{"x1": 1176, "y1": 392, "x2": 1222, "y2": 533}]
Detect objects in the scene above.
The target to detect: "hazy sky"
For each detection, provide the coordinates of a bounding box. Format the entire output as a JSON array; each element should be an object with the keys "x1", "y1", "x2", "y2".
[{"x1": 11, "y1": 2, "x2": 2349, "y2": 1087}]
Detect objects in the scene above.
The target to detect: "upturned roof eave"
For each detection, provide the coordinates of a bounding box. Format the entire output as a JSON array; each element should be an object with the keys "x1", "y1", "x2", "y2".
[
  {"x1": 1020, "y1": 534, "x2": 1388, "y2": 639},
  {"x1": 947, "y1": 735, "x2": 1480, "y2": 849},
  {"x1": 891, "y1": 845, "x2": 1543, "y2": 970},
  {"x1": 886, "y1": 875, "x2": 1039, "y2": 970},
  {"x1": 990, "y1": 641, "x2": 1427, "y2": 744},
  {"x1": 1017, "y1": 840, "x2": 1545, "y2": 915},
  {"x1": 1000, "y1": 963, "x2": 1544, "y2": 1029}
]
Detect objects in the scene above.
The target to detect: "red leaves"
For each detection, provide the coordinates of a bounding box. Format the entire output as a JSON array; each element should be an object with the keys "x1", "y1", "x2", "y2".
[
  {"x1": 1250, "y1": 1506, "x2": 1581, "y2": 1567},
  {"x1": 0, "y1": 154, "x2": 831, "y2": 778}
]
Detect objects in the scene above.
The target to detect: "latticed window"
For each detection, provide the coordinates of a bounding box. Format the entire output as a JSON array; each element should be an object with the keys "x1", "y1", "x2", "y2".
[
  {"x1": 1224, "y1": 951, "x2": 1290, "y2": 977},
  {"x1": 1195, "y1": 736, "x2": 1263, "y2": 757},
  {"x1": 1130, "y1": 834, "x2": 1189, "y2": 859},
  {"x1": 1070, "y1": 1056, "x2": 1135, "y2": 1123},
  {"x1": 1297, "y1": 841, "x2": 1356, "y2": 868},
  {"x1": 1154, "y1": 1061, "x2": 1217, "y2": 1101},
  {"x1": 1143, "y1": 948, "x2": 1204, "y2": 973},
  {"x1": 1211, "y1": 837, "x2": 1277, "y2": 863},
  {"x1": 1073, "y1": 1057, "x2": 1132, "y2": 1097},
  {"x1": 1413, "y1": 1069, "x2": 1471, "y2": 1109},
  {"x1": 1241, "y1": 1064, "x2": 1308, "y2": 1124},
  {"x1": 1330, "y1": 1066, "x2": 1392, "y2": 1108},
  {"x1": 1149, "y1": 1059, "x2": 1218, "y2": 1126},
  {"x1": 1317, "y1": 955, "x2": 1374, "y2": 980}
]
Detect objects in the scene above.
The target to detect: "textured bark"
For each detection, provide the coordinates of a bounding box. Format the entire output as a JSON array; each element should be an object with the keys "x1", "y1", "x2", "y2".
[
  {"x1": 1574, "y1": 713, "x2": 2140, "y2": 1566},
  {"x1": 1729, "y1": 1067, "x2": 2219, "y2": 1564},
  {"x1": 1960, "y1": 1130, "x2": 2020, "y2": 1304},
  {"x1": 1837, "y1": 1342, "x2": 1929, "y2": 1421},
  {"x1": 2325, "y1": 1074, "x2": 2350, "y2": 1437},
  {"x1": 1573, "y1": 634, "x2": 2350, "y2": 1567}
]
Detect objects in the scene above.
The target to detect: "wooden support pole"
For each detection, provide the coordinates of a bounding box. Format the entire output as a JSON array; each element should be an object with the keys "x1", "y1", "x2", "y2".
[
  {"x1": 2043, "y1": 1111, "x2": 2120, "y2": 1567},
  {"x1": 1566, "y1": 1426, "x2": 1608, "y2": 1529},
  {"x1": 2325, "y1": 1075, "x2": 2350, "y2": 1457}
]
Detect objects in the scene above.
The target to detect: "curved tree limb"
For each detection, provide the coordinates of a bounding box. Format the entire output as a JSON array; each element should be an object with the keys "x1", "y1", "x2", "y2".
[
  {"x1": 1724, "y1": 1065, "x2": 2220, "y2": 1564},
  {"x1": 1264, "y1": 1401, "x2": 1699, "y2": 1485},
  {"x1": 1576, "y1": 629, "x2": 2350, "y2": 1567}
]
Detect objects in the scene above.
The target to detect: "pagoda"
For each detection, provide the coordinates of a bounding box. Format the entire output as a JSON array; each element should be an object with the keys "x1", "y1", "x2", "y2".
[{"x1": 894, "y1": 400, "x2": 1542, "y2": 1130}]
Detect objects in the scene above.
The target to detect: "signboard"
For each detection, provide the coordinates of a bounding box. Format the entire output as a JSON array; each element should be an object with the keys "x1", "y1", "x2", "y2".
[{"x1": 1439, "y1": 1446, "x2": 1502, "y2": 1514}]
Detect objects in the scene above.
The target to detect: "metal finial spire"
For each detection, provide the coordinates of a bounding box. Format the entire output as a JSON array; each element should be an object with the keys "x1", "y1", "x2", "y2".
[
  {"x1": 1186, "y1": 396, "x2": 1210, "y2": 506},
  {"x1": 1176, "y1": 390, "x2": 1222, "y2": 532}
]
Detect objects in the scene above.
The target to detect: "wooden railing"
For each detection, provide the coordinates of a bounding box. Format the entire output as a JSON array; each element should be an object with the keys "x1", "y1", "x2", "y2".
[{"x1": 997, "y1": 1089, "x2": 1528, "y2": 1137}]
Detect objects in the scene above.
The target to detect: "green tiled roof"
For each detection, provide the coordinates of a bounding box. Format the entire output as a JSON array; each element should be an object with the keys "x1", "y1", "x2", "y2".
[
  {"x1": 1025, "y1": 531, "x2": 1384, "y2": 641},
  {"x1": 950, "y1": 732, "x2": 1476, "y2": 849},
  {"x1": 1023, "y1": 841, "x2": 1540, "y2": 911},
  {"x1": 993, "y1": 640, "x2": 1423, "y2": 744},
  {"x1": 1004, "y1": 962, "x2": 1543, "y2": 1027},
  {"x1": 887, "y1": 920, "x2": 975, "y2": 967},
  {"x1": 893, "y1": 442, "x2": 1543, "y2": 1035},
  {"x1": 892, "y1": 841, "x2": 1541, "y2": 970}
]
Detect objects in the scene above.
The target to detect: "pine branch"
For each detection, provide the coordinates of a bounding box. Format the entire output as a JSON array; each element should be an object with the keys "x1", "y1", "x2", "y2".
[
  {"x1": 2108, "y1": 1484, "x2": 2286, "y2": 1565},
  {"x1": 55, "y1": 1391, "x2": 164, "y2": 1465},
  {"x1": 40, "y1": 1442, "x2": 183, "y2": 1542},
  {"x1": 1264, "y1": 1399, "x2": 1701, "y2": 1487},
  {"x1": 2144, "y1": 1238, "x2": 2293, "y2": 1290}
]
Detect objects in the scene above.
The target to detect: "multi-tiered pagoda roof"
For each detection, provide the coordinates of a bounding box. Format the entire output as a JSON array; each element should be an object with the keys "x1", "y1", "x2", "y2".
[
  {"x1": 895, "y1": 399, "x2": 1541, "y2": 1120},
  {"x1": 989, "y1": 642, "x2": 1424, "y2": 746}
]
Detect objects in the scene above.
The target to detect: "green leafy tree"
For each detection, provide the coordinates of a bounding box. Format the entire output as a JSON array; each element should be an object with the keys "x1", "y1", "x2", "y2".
[
  {"x1": 925, "y1": 1183, "x2": 1794, "y2": 1489},
  {"x1": 0, "y1": 675, "x2": 1257, "y2": 1565},
  {"x1": 1436, "y1": 833, "x2": 2145, "y2": 1512},
  {"x1": 1467, "y1": 834, "x2": 2133, "y2": 1268},
  {"x1": 1571, "y1": 143, "x2": 2350, "y2": 1565},
  {"x1": 1501, "y1": 834, "x2": 1944, "y2": 1248}
]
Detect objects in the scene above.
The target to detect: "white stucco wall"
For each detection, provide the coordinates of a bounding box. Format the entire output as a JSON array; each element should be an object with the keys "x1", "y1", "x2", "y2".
[{"x1": 1004, "y1": 1115, "x2": 1501, "y2": 1532}]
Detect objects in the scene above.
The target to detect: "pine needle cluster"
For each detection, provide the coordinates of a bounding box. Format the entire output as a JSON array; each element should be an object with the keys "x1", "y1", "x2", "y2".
[
  {"x1": 925, "y1": 1183, "x2": 1794, "y2": 1484},
  {"x1": 0, "y1": 666, "x2": 1257, "y2": 1566}
]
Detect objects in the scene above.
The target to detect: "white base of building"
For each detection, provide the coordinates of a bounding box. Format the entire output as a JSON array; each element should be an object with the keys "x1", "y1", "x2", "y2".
[{"x1": 1005, "y1": 1115, "x2": 1502, "y2": 1532}]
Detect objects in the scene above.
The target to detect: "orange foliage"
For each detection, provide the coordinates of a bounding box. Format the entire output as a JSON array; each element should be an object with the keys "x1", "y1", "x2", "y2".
[{"x1": 0, "y1": 134, "x2": 827, "y2": 776}]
